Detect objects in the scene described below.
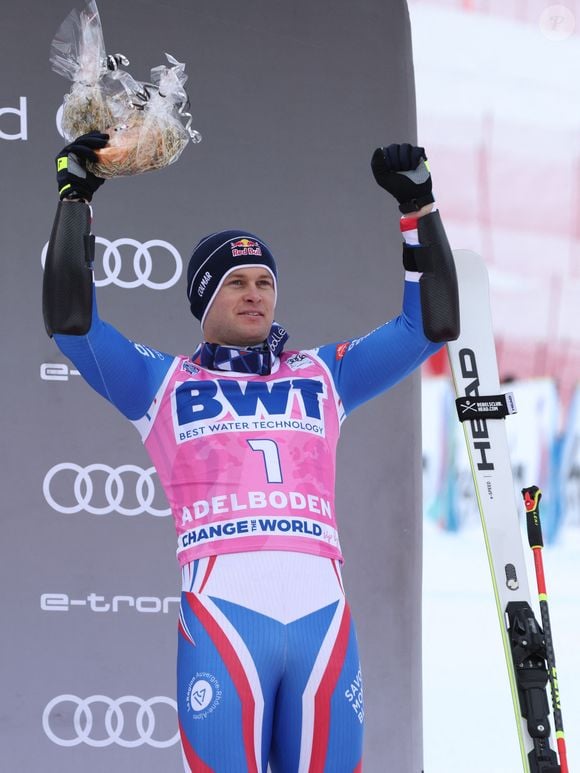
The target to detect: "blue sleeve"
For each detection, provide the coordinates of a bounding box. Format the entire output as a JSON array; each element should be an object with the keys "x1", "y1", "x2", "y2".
[
  {"x1": 53, "y1": 289, "x2": 174, "y2": 421},
  {"x1": 316, "y1": 279, "x2": 442, "y2": 415}
]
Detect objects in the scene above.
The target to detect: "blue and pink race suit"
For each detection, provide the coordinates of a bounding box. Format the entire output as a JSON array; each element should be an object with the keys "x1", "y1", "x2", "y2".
[{"x1": 54, "y1": 270, "x2": 440, "y2": 772}]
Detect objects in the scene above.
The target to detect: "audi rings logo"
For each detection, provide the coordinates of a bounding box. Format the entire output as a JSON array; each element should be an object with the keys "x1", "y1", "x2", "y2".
[
  {"x1": 43, "y1": 463, "x2": 171, "y2": 517},
  {"x1": 41, "y1": 237, "x2": 182, "y2": 289},
  {"x1": 43, "y1": 694, "x2": 179, "y2": 748}
]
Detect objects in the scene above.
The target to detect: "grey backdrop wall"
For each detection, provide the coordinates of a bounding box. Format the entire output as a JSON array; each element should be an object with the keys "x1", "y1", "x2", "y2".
[{"x1": 1, "y1": 1, "x2": 423, "y2": 770}]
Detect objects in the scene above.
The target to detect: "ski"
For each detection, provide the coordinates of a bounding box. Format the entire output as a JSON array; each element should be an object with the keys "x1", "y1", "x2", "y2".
[{"x1": 446, "y1": 250, "x2": 560, "y2": 773}]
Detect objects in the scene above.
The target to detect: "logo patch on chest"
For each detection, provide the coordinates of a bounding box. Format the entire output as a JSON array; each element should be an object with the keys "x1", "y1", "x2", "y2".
[{"x1": 172, "y1": 377, "x2": 328, "y2": 442}]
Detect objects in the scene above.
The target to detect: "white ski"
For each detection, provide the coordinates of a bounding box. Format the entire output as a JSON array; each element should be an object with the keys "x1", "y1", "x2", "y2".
[{"x1": 446, "y1": 250, "x2": 560, "y2": 773}]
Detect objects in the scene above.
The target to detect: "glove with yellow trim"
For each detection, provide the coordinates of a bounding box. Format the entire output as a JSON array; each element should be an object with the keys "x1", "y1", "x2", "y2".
[
  {"x1": 371, "y1": 143, "x2": 434, "y2": 214},
  {"x1": 56, "y1": 132, "x2": 109, "y2": 201}
]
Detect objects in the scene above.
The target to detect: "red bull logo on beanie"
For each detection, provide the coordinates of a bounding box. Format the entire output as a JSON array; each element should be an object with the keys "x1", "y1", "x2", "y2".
[{"x1": 230, "y1": 238, "x2": 263, "y2": 258}]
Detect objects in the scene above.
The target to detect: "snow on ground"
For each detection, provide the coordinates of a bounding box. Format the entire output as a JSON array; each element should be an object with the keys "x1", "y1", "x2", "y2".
[{"x1": 423, "y1": 523, "x2": 579, "y2": 773}]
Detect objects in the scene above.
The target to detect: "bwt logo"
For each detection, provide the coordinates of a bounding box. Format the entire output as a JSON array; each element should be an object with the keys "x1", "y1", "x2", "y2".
[
  {"x1": 41, "y1": 237, "x2": 183, "y2": 290},
  {"x1": 176, "y1": 378, "x2": 326, "y2": 425},
  {"x1": 0, "y1": 97, "x2": 27, "y2": 140},
  {"x1": 43, "y1": 694, "x2": 179, "y2": 748},
  {"x1": 43, "y1": 463, "x2": 171, "y2": 517}
]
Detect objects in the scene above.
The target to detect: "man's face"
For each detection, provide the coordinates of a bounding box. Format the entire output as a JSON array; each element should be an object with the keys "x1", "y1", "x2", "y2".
[{"x1": 202, "y1": 267, "x2": 276, "y2": 347}]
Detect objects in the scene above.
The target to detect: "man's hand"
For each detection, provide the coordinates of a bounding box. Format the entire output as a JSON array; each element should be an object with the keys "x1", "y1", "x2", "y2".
[
  {"x1": 56, "y1": 132, "x2": 109, "y2": 202},
  {"x1": 371, "y1": 143, "x2": 434, "y2": 214}
]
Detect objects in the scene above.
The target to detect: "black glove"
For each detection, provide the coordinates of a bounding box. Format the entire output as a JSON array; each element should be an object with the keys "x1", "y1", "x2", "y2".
[
  {"x1": 56, "y1": 131, "x2": 109, "y2": 202},
  {"x1": 371, "y1": 143, "x2": 434, "y2": 214}
]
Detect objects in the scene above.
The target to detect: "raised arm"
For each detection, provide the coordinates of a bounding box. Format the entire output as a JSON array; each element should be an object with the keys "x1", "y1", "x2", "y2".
[
  {"x1": 371, "y1": 142, "x2": 459, "y2": 344},
  {"x1": 42, "y1": 133, "x2": 173, "y2": 420},
  {"x1": 316, "y1": 143, "x2": 459, "y2": 415}
]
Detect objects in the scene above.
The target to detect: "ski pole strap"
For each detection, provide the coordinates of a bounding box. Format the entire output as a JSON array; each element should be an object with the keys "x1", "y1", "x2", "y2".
[{"x1": 454, "y1": 391, "x2": 517, "y2": 422}]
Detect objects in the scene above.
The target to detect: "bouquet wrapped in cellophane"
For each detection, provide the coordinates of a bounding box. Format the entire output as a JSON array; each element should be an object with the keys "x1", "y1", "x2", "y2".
[{"x1": 50, "y1": 0, "x2": 201, "y2": 177}]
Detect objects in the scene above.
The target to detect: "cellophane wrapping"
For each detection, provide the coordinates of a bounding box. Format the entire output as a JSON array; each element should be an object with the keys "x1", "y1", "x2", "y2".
[{"x1": 50, "y1": 0, "x2": 201, "y2": 177}]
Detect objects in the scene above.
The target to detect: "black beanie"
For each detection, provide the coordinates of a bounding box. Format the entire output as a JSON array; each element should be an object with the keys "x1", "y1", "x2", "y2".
[{"x1": 186, "y1": 230, "x2": 278, "y2": 326}]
